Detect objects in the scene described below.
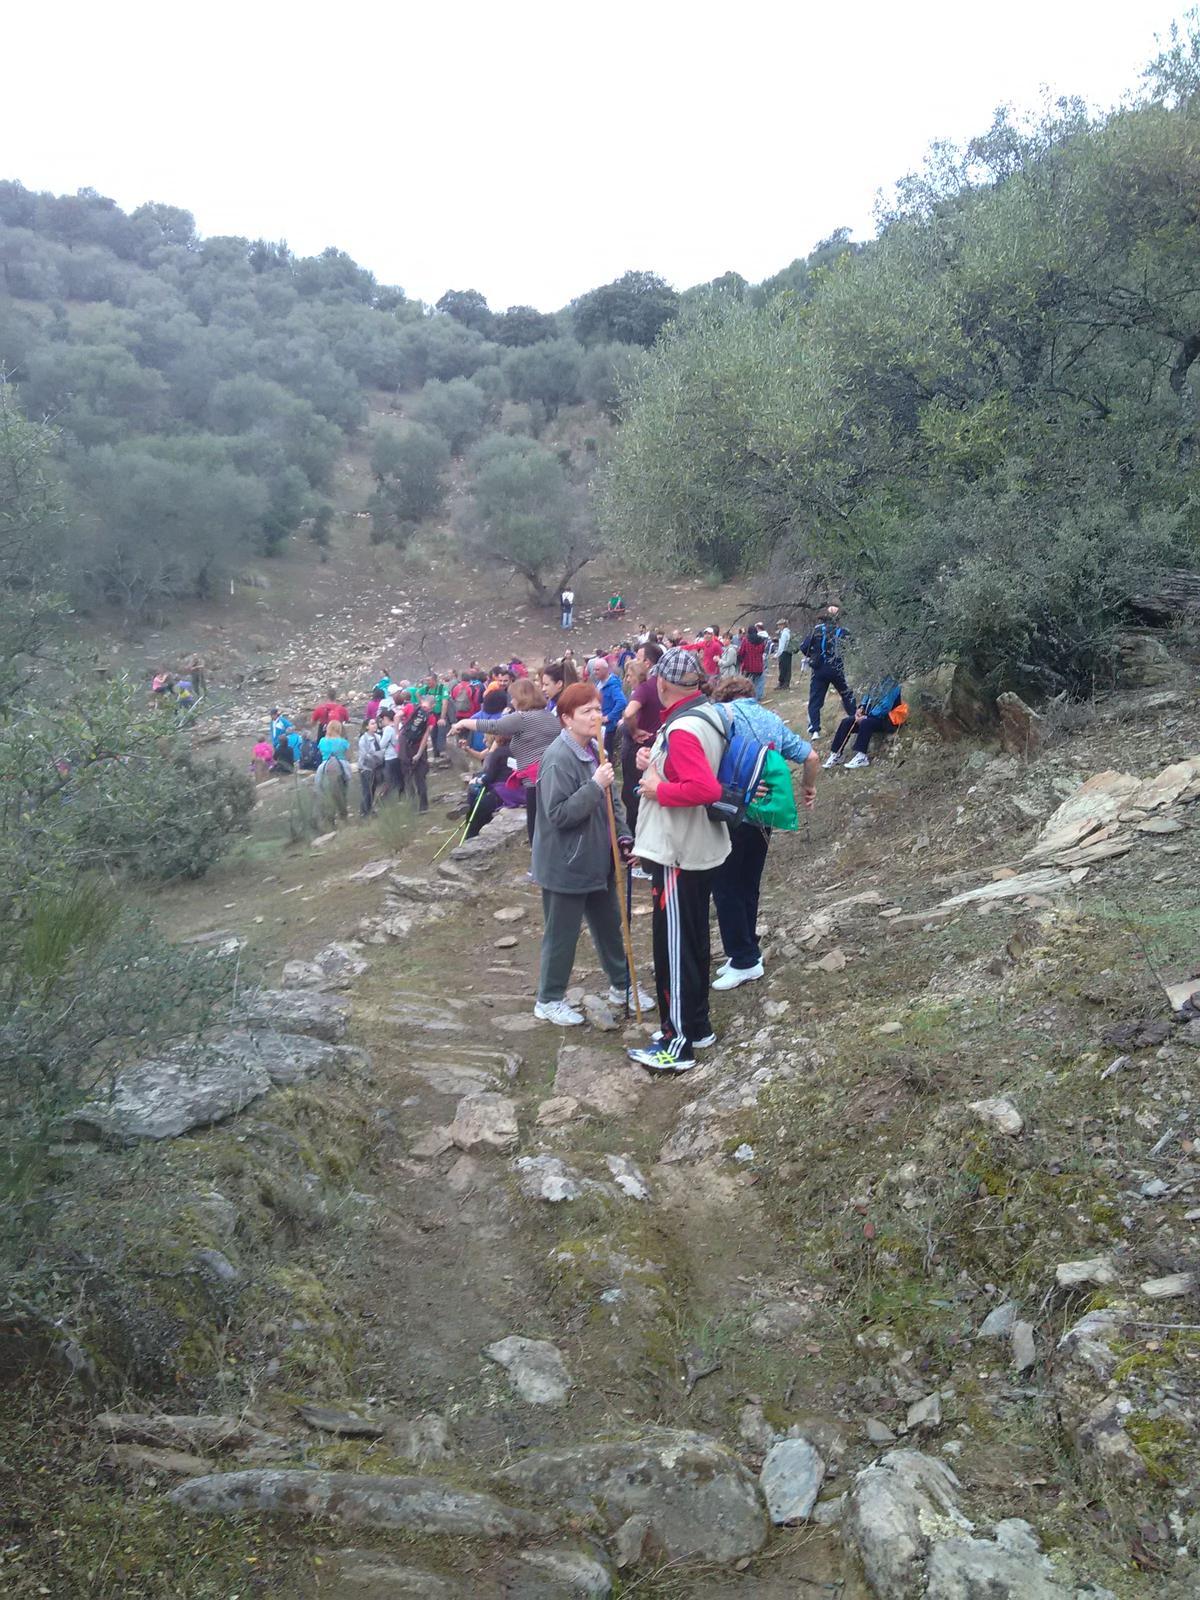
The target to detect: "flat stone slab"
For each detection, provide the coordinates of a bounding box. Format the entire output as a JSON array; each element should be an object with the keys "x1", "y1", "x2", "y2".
[
  {"x1": 60, "y1": 1051, "x2": 270, "y2": 1143},
  {"x1": 169, "y1": 1470, "x2": 550, "y2": 1538},
  {"x1": 60, "y1": 1030, "x2": 365, "y2": 1143},
  {"x1": 93, "y1": 1413, "x2": 282, "y2": 1451}
]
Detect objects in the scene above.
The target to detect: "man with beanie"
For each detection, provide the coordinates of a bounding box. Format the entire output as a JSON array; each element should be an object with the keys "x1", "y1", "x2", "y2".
[{"x1": 628, "y1": 647, "x2": 730, "y2": 1074}]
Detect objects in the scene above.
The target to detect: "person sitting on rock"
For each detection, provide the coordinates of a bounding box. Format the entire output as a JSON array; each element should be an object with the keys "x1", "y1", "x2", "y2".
[{"x1": 823, "y1": 675, "x2": 907, "y2": 769}]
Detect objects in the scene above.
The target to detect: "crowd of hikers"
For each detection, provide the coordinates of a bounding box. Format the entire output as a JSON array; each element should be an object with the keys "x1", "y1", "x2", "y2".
[{"x1": 254, "y1": 608, "x2": 909, "y2": 1075}]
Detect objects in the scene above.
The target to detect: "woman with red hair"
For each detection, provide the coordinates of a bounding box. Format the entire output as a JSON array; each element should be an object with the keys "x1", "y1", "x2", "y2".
[{"x1": 530, "y1": 683, "x2": 651, "y2": 1027}]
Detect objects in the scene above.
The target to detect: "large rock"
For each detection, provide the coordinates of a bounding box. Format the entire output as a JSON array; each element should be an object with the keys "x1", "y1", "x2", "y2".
[
  {"x1": 449, "y1": 1093, "x2": 519, "y2": 1153},
  {"x1": 966, "y1": 1097, "x2": 1023, "y2": 1136},
  {"x1": 843, "y1": 1450, "x2": 966, "y2": 1599},
  {"x1": 61, "y1": 1027, "x2": 366, "y2": 1143},
  {"x1": 241, "y1": 988, "x2": 350, "y2": 1042},
  {"x1": 208, "y1": 1030, "x2": 365, "y2": 1089},
  {"x1": 996, "y1": 692, "x2": 1044, "y2": 758},
  {"x1": 169, "y1": 1469, "x2": 549, "y2": 1537},
  {"x1": 908, "y1": 663, "x2": 995, "y2": 739},
  {"x1": 926, "y1": 1518, "x2": 1111, "y2": 1599},
  {"x1": 60, "y1": 1051, "x2": 270, "y2": 1143},
  {"x1": 484, "y1": 1337, "x2": 572, "y2": 1406},
  {"x1": 494, "y1": 1429, "x2": 768, "y2": 1564},
  {"x1": 760, "y1": 1436, "x2": 825, "y2": 1524}
]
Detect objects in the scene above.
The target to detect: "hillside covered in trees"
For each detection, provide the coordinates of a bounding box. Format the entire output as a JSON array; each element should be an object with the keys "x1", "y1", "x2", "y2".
[
  {"x1": 603, "y1": 26, "x2": 1200, "y2": 696},
  {"x1": 0, "y1": 189, "x2": 725, "y2": 613}
]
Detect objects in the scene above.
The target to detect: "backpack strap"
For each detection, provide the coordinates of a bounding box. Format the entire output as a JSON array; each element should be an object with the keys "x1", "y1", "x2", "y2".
[{"x1": 661, "y1": 697, "x2": 730, "y2": 749}]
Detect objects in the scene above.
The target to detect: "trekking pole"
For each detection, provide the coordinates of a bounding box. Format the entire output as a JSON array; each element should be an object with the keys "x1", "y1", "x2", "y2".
[
  {"x1": 605, "y1": 787, "x2": 643, "y2": 1023},
  {"x1": 432, "y1": 785, "x2": 485, "y2": 862}
]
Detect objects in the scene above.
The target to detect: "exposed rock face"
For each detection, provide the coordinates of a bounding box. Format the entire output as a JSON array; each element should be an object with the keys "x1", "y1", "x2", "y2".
[
  {"x1": 169, "y1": 1469, "x2": 550, "y2": 1537},
  {"x1": 241, "y1": 988, "x2": 350, "y2": 1042},
  {"x1": 926, "y1": 1518, "x2": 1112, "y2": 1599},
  {"x1": 484, "y1": 1336, "x2": 572, "y2": 1406},
  {"x1": 843, "y1": 1450, "x2": 965, "y2": 1598},
  {"x1": 494, "y1": 1429, "x2": 768, "y2": 1564},
  {"x1": 554, "y1": 1043, "x2": 644, "y2": 1116},
  {"x1": 316, "y1": 1542, "x2": 613, "y2": 1598},
  {"x1": 908, "y1": 663, "x2": 995, "y2": 738},
  {"x1": 60, "y1": 1030, "x2": 366, "y2": 1143},
  {"x1": 844, "y1": 1452, "x2": 1107, "y2": 1598},
  {"x1": 60, "y1": 1051, "x2": 270, "y2": 1143}
]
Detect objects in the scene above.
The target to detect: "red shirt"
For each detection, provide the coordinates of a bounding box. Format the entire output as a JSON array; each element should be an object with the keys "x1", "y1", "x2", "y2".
[
  {"x1": 312, "y1": 701, "x2": 349, "y2": 724},
  {"x1": 701, "y1": 636, "x2": 723, "y2": 675},
  {"x1": 737, "y1": 637, "x2": 767, "y2": 675},
  {"x1": 657, "y1": 693, "x2": 722, "y2": 808}
]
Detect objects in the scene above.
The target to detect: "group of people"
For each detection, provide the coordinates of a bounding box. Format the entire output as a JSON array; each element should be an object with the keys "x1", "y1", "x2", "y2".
[{"x1": 254, "y1": 607, "x2": 908, "y2": 1075}]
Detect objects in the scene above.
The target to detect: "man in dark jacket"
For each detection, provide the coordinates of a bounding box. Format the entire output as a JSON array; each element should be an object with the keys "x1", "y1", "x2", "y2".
[{"x1": 801, "y1": 605, "x2": 854, "y2": 738}]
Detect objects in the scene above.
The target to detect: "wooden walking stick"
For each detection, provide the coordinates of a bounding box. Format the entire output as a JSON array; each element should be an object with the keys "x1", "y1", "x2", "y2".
[{"x1": 605, "y1": 787, "x2": 642, "y2": 1022}]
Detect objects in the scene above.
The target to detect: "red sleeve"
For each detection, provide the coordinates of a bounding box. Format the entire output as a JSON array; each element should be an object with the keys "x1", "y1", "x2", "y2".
[{"x1": 658, "y1": 727, "x2": 722, "y2": 808}]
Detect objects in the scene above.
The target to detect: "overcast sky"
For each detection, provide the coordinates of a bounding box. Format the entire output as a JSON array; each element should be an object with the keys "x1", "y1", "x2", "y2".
[{"x1": 6, "y1": 1, "x2": 1188, "y2": 310}]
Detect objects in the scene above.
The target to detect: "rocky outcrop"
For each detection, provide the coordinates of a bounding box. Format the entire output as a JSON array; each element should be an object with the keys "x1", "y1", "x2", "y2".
[
  {"x1": 494, "y1": 1429, "x2": 768, "y2": 1564},
  {"x1": 61, "y1": 1031, "x2": 367, "y2": 1142},
  {"x1": 843, "y1": 1451, "x2": 1109, "y2": 1598},
  {"x1": 169, "y1": 1469, "x2": 550, "y2": 1537}
]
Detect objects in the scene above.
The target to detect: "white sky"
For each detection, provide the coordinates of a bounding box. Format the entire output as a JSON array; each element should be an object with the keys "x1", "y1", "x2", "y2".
[{"x1": 6, "y1": 1, "x2": 1189, "y2": 310}]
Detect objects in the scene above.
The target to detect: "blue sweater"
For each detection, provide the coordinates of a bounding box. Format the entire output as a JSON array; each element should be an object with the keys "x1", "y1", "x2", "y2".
[
  {"x1": 598, "y1": 675, "x2": 628, "y2": 729},
  {"x1": 725, "y1": 698, "x2": 812, "y2": 765}
]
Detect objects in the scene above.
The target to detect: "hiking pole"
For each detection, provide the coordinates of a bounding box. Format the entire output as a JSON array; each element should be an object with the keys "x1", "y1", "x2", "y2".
[
  {"x1": 605, "y1": 786, "x2": 643, "y2": 1023},
  {"x1": 432, "y1": 785, "x2": 485, "y2": 862}
]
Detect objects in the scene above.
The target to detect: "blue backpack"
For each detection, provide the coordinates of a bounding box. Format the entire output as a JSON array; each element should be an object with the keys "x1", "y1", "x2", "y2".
[
  {"x1": 663, "y1": 700, "x2": 767, "y2": 829},
  {"x1": 804, "y1": 621, "x2": 848, "y2": 668}
]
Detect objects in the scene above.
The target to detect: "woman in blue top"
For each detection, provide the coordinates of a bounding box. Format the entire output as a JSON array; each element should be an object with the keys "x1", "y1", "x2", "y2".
[
  {"x1": 708, "y1": 677, "x2": 820, "y2": 991},
  {"x1": 316, "y1": 719, "x2": 351, "y2": 821}
]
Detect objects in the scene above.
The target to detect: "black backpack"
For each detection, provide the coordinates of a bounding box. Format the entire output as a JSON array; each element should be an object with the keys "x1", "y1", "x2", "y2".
[
  {"x1": 298, "y1": 736, "x2": 321, "y2": 771},
  {"x1": 404, "y1": 708, "x2": 432, "y2": 748}
]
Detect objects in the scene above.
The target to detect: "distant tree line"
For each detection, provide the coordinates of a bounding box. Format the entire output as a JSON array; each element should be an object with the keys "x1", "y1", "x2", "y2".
[{"x1": 0, "y1": 182, "x2": 694, "y2": 613}]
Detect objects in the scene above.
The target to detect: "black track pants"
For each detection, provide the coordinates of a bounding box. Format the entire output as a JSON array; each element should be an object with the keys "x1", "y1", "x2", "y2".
[{"x1": 649, "y1": 862, "x2": 714, "y2": 1059}]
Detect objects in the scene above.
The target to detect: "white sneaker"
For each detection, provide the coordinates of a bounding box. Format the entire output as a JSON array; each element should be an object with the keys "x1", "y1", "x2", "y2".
[
  {"x1": 534, "y1": 999, "x2": 585, "y2": 1026},
  {"x1": 845, "y1": 753, "x2": 870, "y2": 769},
  {"x1": 607, "y1": 984, "x2": 655, "y2": 1011},
  {"x1": 822, "y1": 751, "x2": 843, "y2": 769},
  {"x1": 630, "y1": 865, "x2": 651, "y2": 881},
  {"x1": 711, "y1": 961, "x2": 765, "y2": 991}
]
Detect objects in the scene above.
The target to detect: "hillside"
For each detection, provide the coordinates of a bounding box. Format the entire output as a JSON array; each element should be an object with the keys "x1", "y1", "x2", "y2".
[{"x1": 3, "y1": 592, "x2": 1199, "y2": 1595}]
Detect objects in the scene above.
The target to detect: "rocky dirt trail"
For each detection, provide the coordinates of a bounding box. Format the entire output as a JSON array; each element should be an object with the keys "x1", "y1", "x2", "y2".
[{"x1": 12, "y1": 646, "x2": 1200, "y2": 1596}]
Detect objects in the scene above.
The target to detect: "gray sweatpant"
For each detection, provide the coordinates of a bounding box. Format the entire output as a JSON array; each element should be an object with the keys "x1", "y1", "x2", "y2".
[{"x1": 538, "y1": 885, "x2": 629, "y2": 1003}]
